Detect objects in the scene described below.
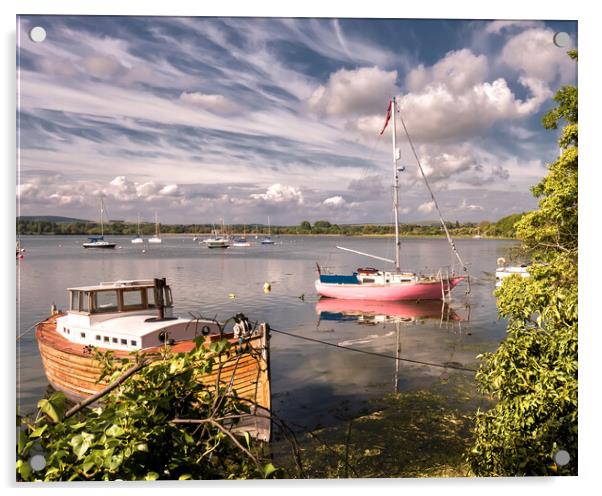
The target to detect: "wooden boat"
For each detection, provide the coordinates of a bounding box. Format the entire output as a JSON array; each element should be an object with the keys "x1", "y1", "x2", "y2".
[{"x1": 35, "y1": 278, "x2": 271, "y2": 440}]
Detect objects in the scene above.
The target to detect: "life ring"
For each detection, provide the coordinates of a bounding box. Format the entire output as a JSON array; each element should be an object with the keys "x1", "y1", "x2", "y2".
[{"x1": 496, "y1": 257, "x2": 506, "y2": 267}]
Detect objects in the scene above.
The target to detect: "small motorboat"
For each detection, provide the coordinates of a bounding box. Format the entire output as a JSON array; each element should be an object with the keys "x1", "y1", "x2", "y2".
[{"x1": 495, "y1": 257, "x2": 530, "y2": 286}]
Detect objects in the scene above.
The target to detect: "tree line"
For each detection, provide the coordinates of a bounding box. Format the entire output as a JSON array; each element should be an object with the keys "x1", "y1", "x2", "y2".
[{"x1": 16, "y1": 214, "x2": 526, "y2": 238}]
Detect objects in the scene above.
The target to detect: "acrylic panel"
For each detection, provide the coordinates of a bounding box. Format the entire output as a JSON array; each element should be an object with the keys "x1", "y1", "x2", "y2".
[{"x1": 16, "y1": 16, "x2": 578, "y2": 481}]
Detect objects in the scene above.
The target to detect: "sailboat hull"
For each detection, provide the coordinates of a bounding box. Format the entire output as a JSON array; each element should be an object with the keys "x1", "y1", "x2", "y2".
[
  {"x1": 82, "y1": 243, "x2": 116, "y2": 249},
  {"x1": 315, "y1": 277, "x2": 464, "y2": 301}
]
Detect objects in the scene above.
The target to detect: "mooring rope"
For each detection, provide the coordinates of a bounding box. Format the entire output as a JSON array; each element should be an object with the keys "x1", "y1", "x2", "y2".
[{"x1": 268, "y1": 326, "x2": 476, "y2": 373}]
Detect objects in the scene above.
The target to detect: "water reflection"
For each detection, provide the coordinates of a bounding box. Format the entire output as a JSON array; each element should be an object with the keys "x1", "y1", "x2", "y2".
[{"x1": 315, "y1": 298, "x2": 463, "y2": 326}]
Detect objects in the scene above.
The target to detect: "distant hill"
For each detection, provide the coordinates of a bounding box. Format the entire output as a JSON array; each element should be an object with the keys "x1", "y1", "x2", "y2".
[{"x1": 17, "y1": 215, "x2": 91, "y2": 223}]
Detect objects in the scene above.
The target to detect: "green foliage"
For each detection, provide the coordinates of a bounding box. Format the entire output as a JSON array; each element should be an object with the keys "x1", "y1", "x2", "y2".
[
  {"x1": 17, "y1": 341, "x2": 279, "y2": 481},
  {"x1": 468, "y1": 53, "x2": 577, "y2": 476}
]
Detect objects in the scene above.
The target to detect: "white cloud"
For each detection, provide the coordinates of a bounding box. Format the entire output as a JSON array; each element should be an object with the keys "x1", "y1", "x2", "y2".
[
  {"x1": 250, "y1": 183, "x2": 304, "y2": 205},
  {"x1": 396, "y1": 75, "x2": 551, "y2": 142},
  {"x1": 499, "y1": 28, "x2": 576, "y2": 84},
  {"x1": 348, "y1": 48, "x2": 552, "y2": 143},
  {"x1": 458, "y1": 199, "x2": 484, "y2": 211},
  {"x1": 179, "y1": 92, "x2": 237, "y2": 114},
  {"x1": 405, "y1": 49, "x2": 488, "y2": 94},
  {"x1": 307, "y1": 66, "x2": 397, "y2": 117},
  {"x1": 417, "y1": 201, "x2": 435, "y2": 214},
  {"x1": 323, "y1": 195, "x2": 346, "y2": 208},
  {"x1": 159, "y1": 184, "x2": 180, "y2": 196}
]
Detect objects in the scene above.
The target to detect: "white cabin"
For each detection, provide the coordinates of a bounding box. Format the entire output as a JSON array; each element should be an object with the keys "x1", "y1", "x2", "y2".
[{"x1": 55, "y1": 279, "x2": 223, "y2": 351}]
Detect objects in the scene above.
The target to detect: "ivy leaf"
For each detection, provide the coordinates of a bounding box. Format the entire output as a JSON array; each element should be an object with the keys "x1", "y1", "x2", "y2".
[
  {"x1": 144, "y1": 471, "x2": 159, "y2": 480},
  {"x1": 105, "y1": 424, "x2": 125, "y2": 437},
  {"x1": 70, "y1": 432, "x2": 95, "y2": 459},
  {"x1": 29, "y1": 424, "x2": 48, "y2": 439},
  {"x1": 263, "y1": 463, "x2": 279, "y2": 478}
]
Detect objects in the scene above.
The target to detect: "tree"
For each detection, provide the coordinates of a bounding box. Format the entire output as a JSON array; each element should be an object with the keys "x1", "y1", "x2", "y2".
[
  {"x1": 300, "y1": 220, "x2": 311, "y2": 231},
  {"x1": 468, "y1": 51, "x2": 577, "y2": 476}
]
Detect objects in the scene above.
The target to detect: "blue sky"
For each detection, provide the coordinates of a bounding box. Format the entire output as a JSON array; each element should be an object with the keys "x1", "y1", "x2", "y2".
[{"x1": 17, "y1": 16, "x2": 577, "y2": 225}]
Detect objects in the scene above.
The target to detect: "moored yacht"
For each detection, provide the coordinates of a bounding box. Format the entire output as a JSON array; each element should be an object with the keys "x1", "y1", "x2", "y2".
[
  {"x1": 315, "y1": 97, "x2": 467, "y2": 301},
  {"x1": 148, "y1": 211, "x2": 162, "y2": 244},
  {"x1": 83, "y1": 196, "x2": 116, "y2": 249},
  {"x1": 131, "y1": 214, "x2": 144, "y2": 244}
]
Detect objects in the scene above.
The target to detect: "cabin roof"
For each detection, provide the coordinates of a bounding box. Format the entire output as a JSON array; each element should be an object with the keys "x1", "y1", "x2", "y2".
[
  {"x1": 95, "y1": 315, "x2": 193, "y2": 337},
  {"x1": 61, "y1": 314, "x2": 200, "y2": 337},
  {"x1": 67, "y1": 280, "x2": 158, "y2": 292}
]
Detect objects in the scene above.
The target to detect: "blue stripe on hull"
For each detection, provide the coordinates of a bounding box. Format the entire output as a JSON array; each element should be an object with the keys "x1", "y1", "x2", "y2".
[{"x1": 319, "y1": 274, "x2": 359, "y2": 284}]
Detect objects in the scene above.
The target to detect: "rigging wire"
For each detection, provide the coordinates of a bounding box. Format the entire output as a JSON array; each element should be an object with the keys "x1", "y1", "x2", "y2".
[{"x1": 396, "y1": 107, "x2": 468, "y2": 275}]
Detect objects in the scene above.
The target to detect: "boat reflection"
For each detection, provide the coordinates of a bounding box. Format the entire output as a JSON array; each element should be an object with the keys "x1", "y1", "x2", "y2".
[{"x1": 315, "y1": 298, "x2": 462, "y2": 326}]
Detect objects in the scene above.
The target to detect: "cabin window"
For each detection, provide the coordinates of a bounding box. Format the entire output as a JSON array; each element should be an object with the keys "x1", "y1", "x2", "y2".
[
  {"x1": 112, "y1": 337, "x2": 118, "y2": 343},
  {"x1": 121, "y1": 339, "x2": 127, "y2": 345},
  {"x1": 122, "y1": 289, "x2": 144, "y2": 310},
  {"x1": 103, "y1": 336, "x2": 110, "y2": 343},
  {"x1": 130, "y1": 340, "x2": 137, "y2": 346},
  {"x1": 96, "y1": 335, "x2": 101, "y2": 341},
  {"x1": 70, "y1": 291, "x2": 79, "y2": 311},
  {"x1": 80, "y1": 292, "x2": 90, "y2": 312},
  {"x1": 93, "y1": 291, "x2": 118, "y2": 313},
  {"x1": 146, "y1": 288, "x2": 156, "y2": 308},
  {"x1": 80, "y1": 332, "x2": 86, "y2": 338},
  {"x1": 363, "y1": 278, "x2": 375, "y2": 283},
  {"x1": 165, "y1": 287, "x2": 173, "y2": 307}
]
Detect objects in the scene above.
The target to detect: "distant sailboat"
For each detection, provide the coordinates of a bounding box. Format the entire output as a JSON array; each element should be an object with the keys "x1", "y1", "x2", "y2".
[
  {"x1": 233, "y1": 225, "x2": 251, "y2": 247},
  {"x1": 148, "y1": 212, "x2": 162, "y2": 244},
  {"x1": 261, "y1": 216, "x2": 275, "y2": 245},
  {"x1": 315, "y1": 97, "x2": 467, "y2": 301},
  {"x1": 203, "y1": 219, "x2": 230, "y2": 248},
  {"x1": 83, "y1": 196, "x2": 116, "y2": 249},
  {"x1": 131, "y1": 214, "x2": 144, "y2": 244}
]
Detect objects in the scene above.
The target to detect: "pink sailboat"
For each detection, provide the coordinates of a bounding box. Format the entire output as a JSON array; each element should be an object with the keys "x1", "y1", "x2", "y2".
[{"x1": 315, "y1": 98, "x2": 468, "y2": 301}]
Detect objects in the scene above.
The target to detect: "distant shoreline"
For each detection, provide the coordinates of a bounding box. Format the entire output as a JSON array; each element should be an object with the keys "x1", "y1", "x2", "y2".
[{"x1": 17, "y1": 232, "x2": 516, "y2": 241}]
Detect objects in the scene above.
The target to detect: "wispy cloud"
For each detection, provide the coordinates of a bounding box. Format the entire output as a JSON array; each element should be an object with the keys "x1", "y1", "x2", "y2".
[{"x1": 17, "y1": 16, "x2": 577, "y2": 224}]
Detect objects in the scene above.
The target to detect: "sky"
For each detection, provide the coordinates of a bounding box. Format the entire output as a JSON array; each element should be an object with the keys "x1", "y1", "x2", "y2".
[{"x1": 16, "y1": 16, "x2": 577, "y2": 225}]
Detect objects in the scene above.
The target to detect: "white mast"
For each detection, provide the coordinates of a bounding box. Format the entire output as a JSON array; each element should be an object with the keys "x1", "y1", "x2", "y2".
[
  {"x1": 100, "y1": 196, "x2": 105, "y2": 237},
  {"x1": 391, "y1": 98, "x2": 401, "y2": 272}
]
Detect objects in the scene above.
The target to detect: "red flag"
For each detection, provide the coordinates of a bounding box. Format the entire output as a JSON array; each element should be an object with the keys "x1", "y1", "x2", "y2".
[{"x1": 379, "y1": 100, "x2": 392, "y2": 135}]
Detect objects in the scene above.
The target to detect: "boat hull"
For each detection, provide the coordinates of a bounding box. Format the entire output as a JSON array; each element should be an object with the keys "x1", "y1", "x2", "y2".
[
  {"x1": 82, "y1": 243, "x2": 116, "y2": 249},
  {"x1": 315, "y1": 277, "x2": 464, "y2": 301},
  {"x1": 35, "y1": 315, "x2": 271, "y2": 439}
]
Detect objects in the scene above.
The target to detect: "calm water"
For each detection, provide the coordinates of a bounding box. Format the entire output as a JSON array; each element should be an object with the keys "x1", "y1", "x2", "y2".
[{"x1": 16, "y1": 235, "x2": 515, "y2": 431}]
